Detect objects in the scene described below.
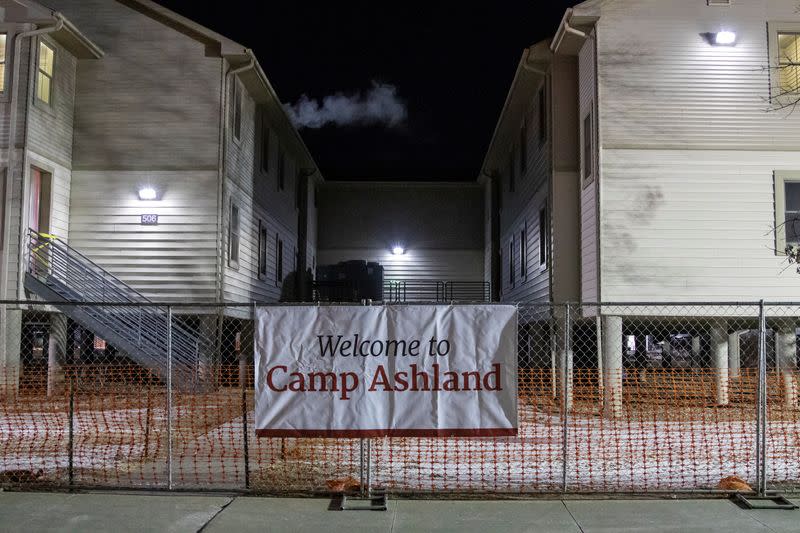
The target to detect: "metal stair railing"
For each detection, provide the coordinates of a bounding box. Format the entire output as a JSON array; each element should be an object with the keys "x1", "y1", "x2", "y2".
[{"x1": 25, "y1": 229, "x2": 211, "y2": 388}]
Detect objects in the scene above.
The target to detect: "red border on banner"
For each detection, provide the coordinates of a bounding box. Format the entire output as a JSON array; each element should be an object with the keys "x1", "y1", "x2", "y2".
[{"x1": 255, "y1": 428, "x2": 518, "y2": 438}]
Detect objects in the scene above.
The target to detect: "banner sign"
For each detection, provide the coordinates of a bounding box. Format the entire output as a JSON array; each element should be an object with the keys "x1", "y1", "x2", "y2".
[{"x1": 254, "y1": 305, "x2": 518, "y2": 438}]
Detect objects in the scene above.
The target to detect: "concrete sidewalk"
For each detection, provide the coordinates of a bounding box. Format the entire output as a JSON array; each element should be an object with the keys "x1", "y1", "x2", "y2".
[{"x1": 0, "y1": 491, "x2": 798, "y2": 532}]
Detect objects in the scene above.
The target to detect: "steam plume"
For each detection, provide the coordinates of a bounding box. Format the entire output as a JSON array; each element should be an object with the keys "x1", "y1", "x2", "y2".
[{"x1": 286, "y1": 82, "x2": 407, "y2": 129}]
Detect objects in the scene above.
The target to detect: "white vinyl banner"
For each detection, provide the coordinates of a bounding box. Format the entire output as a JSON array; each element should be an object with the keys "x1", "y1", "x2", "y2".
[{"x1": 254, "y1": 305, "x2": 518, "y2": 438}]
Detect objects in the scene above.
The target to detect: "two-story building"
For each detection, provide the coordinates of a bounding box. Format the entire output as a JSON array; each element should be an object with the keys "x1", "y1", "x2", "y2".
[
  {"x1": 0, "y1": 0, "x2": 323, "y2": 393},
  {"x1": 483, "y1": 0, "x2": 800, "y2": 412}
]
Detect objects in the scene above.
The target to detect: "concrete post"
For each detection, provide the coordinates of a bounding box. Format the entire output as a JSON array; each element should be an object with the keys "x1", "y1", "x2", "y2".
[
  {"x1": 775, "y1": 328, "x2": 798, "y2": 410},
  {"x1": 710, "y1": 320, "x2": 729, "y2": 406},
  {"x1": 602, "y1": 315, "x2": 623, "y2": 418},
  {"x1": 728, "y1": 331, "x2": 741, "y2": 379},
  {"x1": 0, "y1": 306, "x2": 22, "y2": 395},
  {"x1": 691, "y1": 334, "x2": 701, "y2": 366},
  {"x1": 47, "y1": 312, "x2": 68, "y2": 397},
  {"x1": 554, "y1": 307, "x2": 573, "y2": 412}
]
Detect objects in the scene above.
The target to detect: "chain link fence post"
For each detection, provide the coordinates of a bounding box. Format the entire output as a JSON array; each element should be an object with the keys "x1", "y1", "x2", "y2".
[
  {"x1": 561, "y1": 303, "x2": 571, "y2": 493},
  {"x1": 243, "y1": 301, "x2": 254, "y2": 491},
  {"x1": 166, "y1": 305, "x2": 173, "y2": 491},
  {"x1": 756, "y1": 300, "x2": 767, "y2": 497}
]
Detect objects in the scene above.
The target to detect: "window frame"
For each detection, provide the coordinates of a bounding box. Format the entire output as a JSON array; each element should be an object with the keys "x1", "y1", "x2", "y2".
[
  {"x1": 519, "y1": 223, "x2": 527, "y2": 281},
  {"x1": 539, "y1": 206, "x2": 548, "y2": 269},
  {"x1": 582, "y1": 105, "x2": 594, "y2": 188},
  {"x1": 257, "y1": 219, "x2": 268, "y2": 280},
  {"x1": 35, "y1": 38, "x2": 56, "y2": 107},
  {"x1": 0, "y1": 33, "x2": 8, "y2": 95},
  {"x1": 275, "y1": 234, "x2": 284, "y2": 286},
  {"x1": 228, "y1": 200, "x2": 240, "y2": 269},
  {"x1": 774, "y1": 171, "x2": 800, "y2": 253},
  {"x1": 231, "y1": 78, "x2": 243, "y2": 142},
  {"x1": 769, "y1": 22, "x2": 800, "y2": 104},
  {"x1": 538, "y1": 84, "x2": 548, "y2": 146},
  {"x1": 277, "y1": 148, "x2": 285, "y2": 191},
  {"x1": 260, "y1": 114, "x2": 270, "y2": 173}
]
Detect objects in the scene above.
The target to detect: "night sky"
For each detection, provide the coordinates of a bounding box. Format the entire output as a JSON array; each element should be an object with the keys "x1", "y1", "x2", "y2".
[{"x1": 156, "y1": 1, "x2": 574, "y2": 180}]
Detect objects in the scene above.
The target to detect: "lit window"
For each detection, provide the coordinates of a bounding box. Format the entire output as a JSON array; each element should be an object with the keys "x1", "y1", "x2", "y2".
[
  {"x1": 232, "y1": 80, "x2": 242, "y2": 140},
  {"x1": 228, "y1": 202, "x2": 240, "y2": 268},
  {"x1": 778, "y1": 32, "x2": 800, "y2": 96},
  {"x1": 258, "y1": 220, "x2": 267, "y2": 280},
  {"x1": 36, "y1": 41, "x2": 55, "y2": 105},
  {"x1": 0, "y1": 34, "x2": 7, "y2": 93},
  {"x1": 775, "y1": 171, "x2": 800, "y2": 252},
  {"x1": 582, "y1": 109, "x2": 594, "y2": 186},
  {"x1": 539, "y1": 207, "x2": 548, "y2": 267}
]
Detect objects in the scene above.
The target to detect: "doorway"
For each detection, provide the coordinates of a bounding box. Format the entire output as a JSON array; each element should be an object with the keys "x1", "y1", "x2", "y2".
[{"x1": 28, "y1": 166, "x2": 52, "y2": 235}]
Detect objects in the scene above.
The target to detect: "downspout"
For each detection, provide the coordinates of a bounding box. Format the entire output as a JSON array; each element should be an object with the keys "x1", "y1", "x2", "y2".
[
  {"x1": 215, "y1": 49, "x2": 255, "y2": 305},
  {"x1": 550, "y1": 8, "x2": 588, "y2": 54},
  {"x1": 1, "y1": 13, "x2": 64, "y2": 301}
]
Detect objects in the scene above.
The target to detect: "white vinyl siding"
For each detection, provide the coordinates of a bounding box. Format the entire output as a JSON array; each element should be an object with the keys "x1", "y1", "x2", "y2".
[{"x1": 578, "y1": 32, "x2": 599, "y2": 305}]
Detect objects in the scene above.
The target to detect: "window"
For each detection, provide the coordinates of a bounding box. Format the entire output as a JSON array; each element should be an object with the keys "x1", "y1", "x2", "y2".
[
  {"x1": 261, "y1": 118, "x2": 270, "y2": 172},
  {"x1": 774, "y1": 171, "x2": 800, "y2": 252},
  {"x1": 232, "y1": 79, "x2": 242, "y2": 141},
  {"x1": 778, "y1": 32, "x2": 800, "y2": 97},
  {"x1": 0, "y1": 34, "x2": 7, "y2": 93},
  {"x1": 508, "y1": 237, "x2": 515, "y2": 288},
  {"x1": 277, "y1": 148, "x2": 285, "y2": 191},
  {"x1": 257, "y1": 220, "x2": 267, "y2": 280},
  {"x1": 275, "y1": 234, "x2": 283, "y2": 285},
  {"x1": 582, "y1": 109, "x2": 594, "y2": 186},
  {"x1": 520, "y1": 224, "x2": 527, "y2": 281},
  {"x1": 538, "y1": 86, "x2": 547, "y2": 145},
  {"x1": 539, "y1": 207, "x2": 548, "y2": 267},
  {"x1": 508, "y1": 151, "x2": 515, "y2": 193},
  {"x1": 519, "y1": 121, "x2": 527, "y2": 175},
  {"x1": 228, "y1": 202, "x2": 240, "y2": 268},
  {"x1": 36, "y1": 40, "x2": 55, "y2": 105},
  {"x1": 770, "y1": 24, "x2": 800, "y2": 102}
]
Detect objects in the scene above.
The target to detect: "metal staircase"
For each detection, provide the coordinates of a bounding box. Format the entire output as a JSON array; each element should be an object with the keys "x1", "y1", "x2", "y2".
[{"x1": 24, "y1": 229, "x2": 213, "y2": 390}]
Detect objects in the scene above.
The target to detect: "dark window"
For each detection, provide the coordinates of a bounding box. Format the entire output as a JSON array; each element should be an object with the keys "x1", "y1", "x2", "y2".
[
  {"x1": 277, "y1": 149, "x2": 285, "y2": 191},
  {"x1": 785, "y1": 182, "x2": 800, "y2": 244},
  {"x1": 539, "y1": 207, "x2": 548, "y2": 266},
  {"x1": 257, "y1": 220, "x2": 267, "y2": 280},
  {"x1": 519, "y1": 122, "x2": 527, "y2": 175},
  {"x1": 583, "y1": 110, "x2": 593, "y2": 185},
  {"x1": 261, "y1": 117, "x2": 270, "y2": 173},
  {"x1": 520, "y1": 225, "x2": 527, "y2": 280},
  {"x1": 538, "y1": 87, "x2": 547, "y2": 145},
  {"x1": 275, "y1": 234, "x2": 283, "y2": 285},
  {"x1": 509, "y1": 238, "x2": 515, "y2": 288},
  {"x1": 228, "y1": 202, "x2": 240, "y2": 268},
  {"x1": 508, "y1": 152, "x2": 515, "y2": 193},
  {"x1": 232, "y1": 80, "x2": 242, "y2": 141}
]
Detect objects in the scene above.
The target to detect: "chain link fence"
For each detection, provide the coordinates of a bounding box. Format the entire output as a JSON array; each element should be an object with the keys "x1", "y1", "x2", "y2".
[{"x1": 0, "y1": 300, "x2": 797, "y2": 496}]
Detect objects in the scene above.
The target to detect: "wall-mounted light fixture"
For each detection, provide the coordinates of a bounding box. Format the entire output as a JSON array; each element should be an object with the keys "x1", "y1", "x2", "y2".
[
  {"x1": 391, "y1": 245, "x2": 405, "y2": 256},
  {"x1": 712, "y1": 30, "x2": 736, "y2": 46},
  {"x1": 138, "y1": 187, "x2": 158, "y2": 200}
]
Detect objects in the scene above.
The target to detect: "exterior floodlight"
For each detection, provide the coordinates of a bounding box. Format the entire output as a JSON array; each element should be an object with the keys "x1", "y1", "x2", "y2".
[
  {"x1": 392, "y1": 246, "x2": 405, "y2": 256},
  {"x1": 714, "y1": 31, "x2": 736, "y2": 45},
  {"x1": 138, "y1": 187, "x2": 157, "y2": 200}
]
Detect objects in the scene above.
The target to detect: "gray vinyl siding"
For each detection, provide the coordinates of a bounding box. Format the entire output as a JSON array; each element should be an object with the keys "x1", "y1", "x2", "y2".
[
  {"x1": 68, "y1": 170, "x2": 218, "y2": 303},
  {"x1": 598, "y1": 0, "x2": 800, "y2": 151},
  {"x1": 223, "y1": 74, "x2": 300, "y2": 303},
  {"x1": 45, "y1": 0, "x2": 223, "y2": 170},
  {"x1": 594, "y1": 0, "x2": 800, "y2": 302},
  {"x1": 318, "y1": 248, "x2": 483, "y2": 286},
  {"x1": 500, "y1": 188, "x2": 549, "y2": 303},
  {"x1": 578, "y1": 32, "x2": 598, "y2": 304},
  {"x1": 27, "y1": 36, "x2": 76, "y2": 169}
]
